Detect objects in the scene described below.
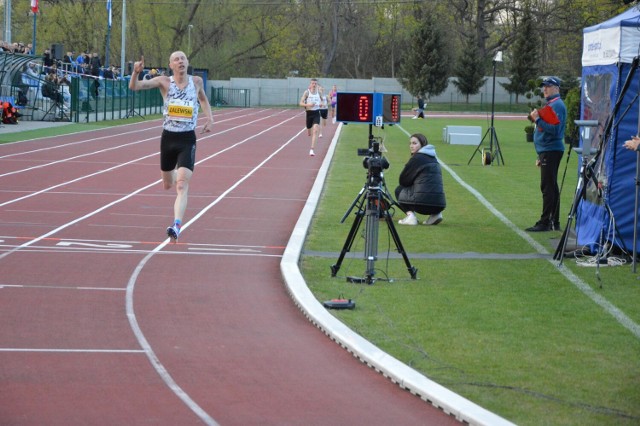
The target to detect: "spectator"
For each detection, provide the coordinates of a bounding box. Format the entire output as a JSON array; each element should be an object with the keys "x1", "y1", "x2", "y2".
[
  {"x1": 62, "y1": 51, "x2": 74, "y2": 72},
  {"x1": 12, "y1": 67, "x2": 30, "y2": 106},
  {"x1": 102, "y1": 66, "x2": 114, "y2": 79},
  {"x1": 90, "y1": 52, "x2": 102, "y2": 77},
  {"x1": 395, "y1": 133, "x2": 446, "y2": 225},
  {"x1": 75, "y1": 51, "x2": 85, "y2": 73},
  {"x1": 43, "y1": 49, "x2": 54, "y2": 72},
  {"x1": 526, "y1": 76, "x2": 566, "y2": 232},
  {"x1": 42, "y1": 73, "x2": 64, "y2": 105}
]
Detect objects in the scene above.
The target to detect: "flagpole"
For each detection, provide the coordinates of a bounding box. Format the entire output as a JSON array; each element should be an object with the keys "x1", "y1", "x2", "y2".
[
  {"x1": 4, "y1": 0, "x2": 12, "y2": 43},
  {"x1": 105, "y1": 0, "x2": 112, "y2": 67},
  {"x1": 104, "y1": 0, "x2": 111, "y2": 68},
  {"x1": 120, "y1": 0, "x2": 126, "y2": 77},
  {"x1": 105, "y1": 27, "x2": 111, "y2": 67},
  {"x1": 30, "y1": 0, "x2": 38, "y2": 54},
  {"x1": 32, "y1": 11, "x2": 36, "y2": 55}
]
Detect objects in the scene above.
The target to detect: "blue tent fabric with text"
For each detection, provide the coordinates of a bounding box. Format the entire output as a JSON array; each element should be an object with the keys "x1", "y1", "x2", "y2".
[{"x1": 576, "y1": 7, "x2": 640, "y2": 252}]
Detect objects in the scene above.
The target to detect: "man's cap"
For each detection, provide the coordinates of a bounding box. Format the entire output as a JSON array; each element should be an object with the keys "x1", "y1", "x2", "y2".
[{"x1": 540, "y1": 76, "x2": 561, "y2": 87}]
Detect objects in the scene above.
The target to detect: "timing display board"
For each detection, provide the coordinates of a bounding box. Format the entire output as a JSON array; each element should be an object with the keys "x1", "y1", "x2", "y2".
[{"x1": 336, "y1": 92, "x2": 401, "y2": 124}]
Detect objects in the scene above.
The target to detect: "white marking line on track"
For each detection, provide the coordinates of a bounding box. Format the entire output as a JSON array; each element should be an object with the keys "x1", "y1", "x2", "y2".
[
  {"x1": 396, "y1": 125, "x2": 640, "y2": 341},
  {"x1": 0, "y1": 236, "x2": 283, "y2": 256},
  {"x1": 0, "y1": 348, "x2": 145, "y2": 353},
  {"x1": 125, "y1": 113, "x2": 304, "y2": 426},
  {"x1": 0, "y1": 284, "x2": 124, "y2": 291},
  {"x1": 0, "y1": 247, "x2": 282, "y2": 258}
]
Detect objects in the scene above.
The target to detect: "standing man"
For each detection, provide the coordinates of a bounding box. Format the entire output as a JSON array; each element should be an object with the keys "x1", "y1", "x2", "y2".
[
  {"x1": 129, "y1": 52, "x2": 213, "y2": 241},
  {"x1": 299, "y1": 78, "x2": 322, "y2": 156},
  {"x1": 526, "y1": 76, "x2": 566, "y2": 232}
]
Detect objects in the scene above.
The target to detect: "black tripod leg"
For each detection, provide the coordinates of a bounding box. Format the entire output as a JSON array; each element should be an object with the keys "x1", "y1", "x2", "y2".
[
  {"x1": 330, "y1": 210, "x2": 365, "y2": 277},
  {"x1": 467, "y1": 127, "x2": 492, "y2": 165},
  {"x1": 554, "y1": 172, "x2": 586, "y2": 262},
  {"x1": 382, "y1": 204, "x2": 418, "y2": 279},
  {"x1": 491, "y1": 128, "x2": 505, "y2": 165},
  {"x1": 341, "y1": 185, "x2": 366, "y2": 223}
]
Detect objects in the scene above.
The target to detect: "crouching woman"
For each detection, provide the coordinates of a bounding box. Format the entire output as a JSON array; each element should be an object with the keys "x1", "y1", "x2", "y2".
[{"x1": 395, "y1": 133, "x2": 446, "y2": 225}]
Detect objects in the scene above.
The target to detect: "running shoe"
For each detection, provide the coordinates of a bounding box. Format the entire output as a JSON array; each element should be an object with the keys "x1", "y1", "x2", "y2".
[
  {"x1": 166, "y1": 224, "x2": 180, "y2": 241},
  {"x1": 309, "y1": 149, "x2": 315, "y2": 156}
]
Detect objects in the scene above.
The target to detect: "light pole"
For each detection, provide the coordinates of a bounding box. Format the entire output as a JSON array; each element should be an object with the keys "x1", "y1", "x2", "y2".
[{"x1": 188, "y1": 24, "x2": 193, "y2": 55}]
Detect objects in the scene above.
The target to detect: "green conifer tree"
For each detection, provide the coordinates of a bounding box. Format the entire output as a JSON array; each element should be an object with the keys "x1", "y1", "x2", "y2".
[
  {"x1": 501, "y1": 5, "x2": 539, "y2": 103},
  {"x1": 452, "y1": 32, "x2": 487, "y2": 103},
  {"x1": 397, "y1": 14, "x2": 451, "y2": 98}
]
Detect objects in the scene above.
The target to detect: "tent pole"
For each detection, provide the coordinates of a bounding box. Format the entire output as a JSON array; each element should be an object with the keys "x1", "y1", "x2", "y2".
[{"x1": 633, "y1": 151, "x2": 639, "y2": 272}]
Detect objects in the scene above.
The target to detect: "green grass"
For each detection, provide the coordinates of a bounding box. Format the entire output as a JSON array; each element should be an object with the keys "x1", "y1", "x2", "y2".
[{"x1": 302, "y1": 115, "x2": 640, "y2": 425}]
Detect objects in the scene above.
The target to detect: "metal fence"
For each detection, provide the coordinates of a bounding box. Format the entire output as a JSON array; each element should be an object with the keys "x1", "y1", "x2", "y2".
[
  {"x1": 71, "y1": 77, "x2": 164, "y2": 123},
  {"x1": 210, "y1": 87, "x2": 251, "y2": 108}
]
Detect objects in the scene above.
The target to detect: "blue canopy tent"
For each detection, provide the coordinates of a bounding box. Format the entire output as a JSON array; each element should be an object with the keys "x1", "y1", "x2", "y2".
[{"x1": 574, "y1": 7, "x2": 640, "y2": 254}]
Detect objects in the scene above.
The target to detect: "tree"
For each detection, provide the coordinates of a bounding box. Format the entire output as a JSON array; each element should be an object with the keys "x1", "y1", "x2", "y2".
[
  {"x1": 2, "y1": 0, "x2": 627, "y2": 80},
  {"x1": 501, "y1": 5, "x2": 539, "y2": 103},
  {"x1": 452, "y1": 32, "x2": 487, "y2": 103},
  {"x1": 397, "y1": 13, "x2": 452, "y2": 99}
]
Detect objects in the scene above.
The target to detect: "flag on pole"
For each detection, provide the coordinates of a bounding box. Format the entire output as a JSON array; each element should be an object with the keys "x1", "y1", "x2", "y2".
[
  {"x1": 107, "y1": 0, "x2": 112, "y2": 28},
  {"x1": 30, "y1": 0, "x2": 38, "y2": 13}
]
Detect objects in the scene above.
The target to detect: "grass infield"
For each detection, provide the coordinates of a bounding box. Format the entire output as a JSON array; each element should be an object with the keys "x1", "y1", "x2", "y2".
[{"x1": 302, "y1": 113, "x2": 640, "y2": 425}]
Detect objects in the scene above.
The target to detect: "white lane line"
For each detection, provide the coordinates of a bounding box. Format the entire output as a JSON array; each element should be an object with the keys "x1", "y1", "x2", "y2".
[
  {"x1": 0, "y1": 284, "x2": 125, "y2": 291},
  {"x1": 0, "y1": 348, "x2": 145, "y2": 353}
]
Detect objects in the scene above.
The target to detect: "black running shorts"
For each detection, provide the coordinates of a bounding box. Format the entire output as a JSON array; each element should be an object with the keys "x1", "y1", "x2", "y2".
[
  {"x1": 160, "y1": 129, "x2": 197, "y2": 172},
  {"x1": 306, "y1": 110, "x2": 321, "y2": 129}
]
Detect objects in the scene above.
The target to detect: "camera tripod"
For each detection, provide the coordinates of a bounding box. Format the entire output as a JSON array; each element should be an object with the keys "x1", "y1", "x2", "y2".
[
  {"x1": 43, "y1": 98, "x2": 69, "y2": 122},
  {"x1": 553, "y1": 120, "x2": 599, "y2": 264},
  {"x1": 125, "y1": 89, "x2": 145, "y2": 119},
  {"x1": 468, "y1": 55, "x2": 504, "y2": 166},
  {"x1": 330, "y1": 174, "x2": 418, "y2": 284}
]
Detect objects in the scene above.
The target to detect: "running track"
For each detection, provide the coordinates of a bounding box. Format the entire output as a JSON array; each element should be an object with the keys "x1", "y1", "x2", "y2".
[{"x1": 1, "y1": 109, "x2": 482, "y2": 425}]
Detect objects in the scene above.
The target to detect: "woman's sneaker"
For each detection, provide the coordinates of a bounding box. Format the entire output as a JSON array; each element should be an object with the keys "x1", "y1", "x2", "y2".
[
  {"x1": 423, "y1": 212, "x2": 443, "y2": 225},
  {"x1": 398, "y1": 214, "x2": 418, "y2": 225}
]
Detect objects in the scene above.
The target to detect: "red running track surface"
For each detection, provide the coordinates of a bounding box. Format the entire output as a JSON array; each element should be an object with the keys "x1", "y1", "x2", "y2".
[{"x1": 0, "y1": 109, "x2": 461, "y2": 425}]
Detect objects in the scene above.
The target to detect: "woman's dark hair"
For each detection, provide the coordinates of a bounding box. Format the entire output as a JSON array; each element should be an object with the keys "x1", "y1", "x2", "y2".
[{"x1": 411, "y1": 133, "x2": 428, "y2": 147}]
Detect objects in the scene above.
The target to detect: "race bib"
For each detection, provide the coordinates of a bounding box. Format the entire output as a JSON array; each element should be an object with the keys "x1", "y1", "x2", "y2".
[{"x1": 167, "y1": 100, "x2": 195, "y2": 122}]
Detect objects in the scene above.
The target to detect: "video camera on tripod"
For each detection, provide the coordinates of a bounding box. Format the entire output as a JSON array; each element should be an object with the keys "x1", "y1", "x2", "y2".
[
  {"x1": 358, "y1": 137, "x2": 389, "y2": 185},
  {"x1": 330, "y1": 121, "x2": 417, "y2": 284}
]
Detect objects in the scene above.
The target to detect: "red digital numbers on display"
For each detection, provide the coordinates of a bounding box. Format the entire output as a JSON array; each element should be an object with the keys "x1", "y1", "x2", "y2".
[
  {"x1": 336, "y1": 92, "x2": 373, "y2": 123},
  {"x1": 357, "y1": 95, "x2": 371, "y2": 121},
  {"x1": 383, "y1": 94, "x2": 401, "y2": 123}
]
